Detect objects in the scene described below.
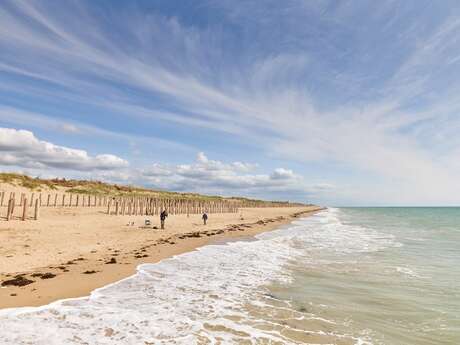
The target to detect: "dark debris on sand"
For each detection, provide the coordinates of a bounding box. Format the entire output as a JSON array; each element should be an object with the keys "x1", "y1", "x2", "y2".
[
  {"x1": 41, "y1": 273, "x2": 57, "y2": 279},
  {"x1": 31, "y1": 272, "x2": 57, "y2": 279},
  {"x1": 1, "y1": 276, "x2": 34, "y2": 287},
  {"x1": 83, "y1": 270, "x2": 97, "y2": 274}
]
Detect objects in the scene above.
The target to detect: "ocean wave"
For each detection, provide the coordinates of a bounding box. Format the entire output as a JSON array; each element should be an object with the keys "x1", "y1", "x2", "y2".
[
  {"x1": 0, "y1": 209, "x2": 381, "y2": 344},
  {"x1": 286, "y1": 208, "x2": 400, "y2": 256}
]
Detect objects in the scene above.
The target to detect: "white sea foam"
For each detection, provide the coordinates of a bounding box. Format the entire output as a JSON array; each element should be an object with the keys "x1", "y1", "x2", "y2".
[
  {"x1": 277, "y1": 208, "x2": 399, "y2": 256},
  {"x1": 0, "y1": 227, "x2": 304, "y2": 344},
  {"x1": 0, "y1": 209, "x2": 389, "y2": 344},
  {"x1": 396, "y1": 266, "x2": 426, "y2": 279}
]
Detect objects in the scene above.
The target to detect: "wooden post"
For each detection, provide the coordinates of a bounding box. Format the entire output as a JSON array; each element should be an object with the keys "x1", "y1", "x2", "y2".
[
  {"x1": 30, "y1": 193, "x2": 34, "y2": 207},
  {"x1": 6, "y1": 198, "x2": 12, "y2": 221},
  {"x1": 62, "y1": 194, "x2": 66, "y2": 207},
  {"x1": 47, "y1": 194, "x2": 51, "y2": 206},
  {"x1": 0, "y1": 191, "x2": 4, "y2": 206},
  {"x1": 76, "y1": 195, "x2": 80, "y2": 207},
  {"x1": 115, "y1": 201, "x2": 119, "y2": 215},
  {"x1": 107, "y1": 200, "x2": 111, "y2": 215},
  {"x1": 22, "y1": 198, "x2": 28, "y2": 221},
  {"x1": 11, "y1": 196, "x2": 15, "y2": 215},
  {"x1": 54, "y1": 194, "x2": 58, "y2": 207},
  {"x1": 34, "y1": 199, "x2": 40, "y2": 220},
  {"x1": 69, "y1": 194, "x2": 73, "y2": 207}
]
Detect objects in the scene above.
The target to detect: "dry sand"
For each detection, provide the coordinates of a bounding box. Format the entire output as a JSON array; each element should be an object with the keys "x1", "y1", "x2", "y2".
[{"x1": 0, "y1": 203, "x2": 323, "y2": 309}]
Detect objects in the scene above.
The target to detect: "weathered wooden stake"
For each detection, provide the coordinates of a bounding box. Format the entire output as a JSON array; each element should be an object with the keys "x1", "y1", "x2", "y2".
[
  {"x1": 11, "y1": 196, "x2": 15, "y2": 214},
  {"x1": 34, "y1": 199, "x2": 40, "y2": 220},
  {"x1": 22, "y1": 198, "x2": 28, "y2": 221},
  {"x1": 6, "y1": 198, "x2": 13, "y2": 221}
]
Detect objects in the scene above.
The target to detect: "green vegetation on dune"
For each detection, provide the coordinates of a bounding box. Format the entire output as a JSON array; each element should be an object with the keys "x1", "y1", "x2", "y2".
[
  {"x1": 0, "y1": 173, "x2": 57, "y2": 191},
  {"x1": 0, "y1": 173, "x2": 299, "y2": 205}
]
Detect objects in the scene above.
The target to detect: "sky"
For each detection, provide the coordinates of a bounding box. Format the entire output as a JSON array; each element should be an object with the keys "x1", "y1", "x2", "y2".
[{"x1": 1, "y1": 0, "x2": 460, "y2": 206}]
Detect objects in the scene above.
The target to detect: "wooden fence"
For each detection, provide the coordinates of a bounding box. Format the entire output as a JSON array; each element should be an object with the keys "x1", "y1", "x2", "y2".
[{"x1": 0, "y1": 191, "x2": 303, "y2": 221}]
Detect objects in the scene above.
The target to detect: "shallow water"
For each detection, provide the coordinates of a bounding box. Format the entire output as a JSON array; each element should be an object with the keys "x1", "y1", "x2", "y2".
[{"x1": 0, "y1": 208, "x2": 458, "y2": 344}]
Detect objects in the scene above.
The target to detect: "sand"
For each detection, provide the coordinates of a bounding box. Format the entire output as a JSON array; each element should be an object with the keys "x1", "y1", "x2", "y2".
[{"x1": 0, "y1": 203, "x2": 323, "y2": 309}]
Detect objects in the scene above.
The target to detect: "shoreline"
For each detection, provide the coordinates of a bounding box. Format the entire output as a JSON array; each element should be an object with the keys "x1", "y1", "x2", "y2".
[{"x1": 0, "y1": 206, "x2": 324, "y2": 309}]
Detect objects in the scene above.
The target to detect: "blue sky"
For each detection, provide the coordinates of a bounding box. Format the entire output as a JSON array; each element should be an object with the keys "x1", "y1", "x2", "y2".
[{"x1": 1, "y1": 0, "x2": 460, "y2": 206}]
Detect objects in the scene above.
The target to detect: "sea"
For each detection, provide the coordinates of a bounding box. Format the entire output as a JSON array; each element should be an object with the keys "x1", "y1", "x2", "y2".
[{"x1": 0, "y1": 207, "x2": 458, "y2": 344}]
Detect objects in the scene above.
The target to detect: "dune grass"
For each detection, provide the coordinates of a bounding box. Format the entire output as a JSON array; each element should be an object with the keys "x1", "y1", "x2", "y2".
[{"x1": 0, "y1": 173, "x2": 294, "y2": 205}]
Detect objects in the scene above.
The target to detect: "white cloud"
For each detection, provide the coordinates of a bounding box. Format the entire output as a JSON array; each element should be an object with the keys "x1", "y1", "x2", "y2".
[
  {"x1": 0, "y1": 127, "x2": 128, "y2": 171},
  {"x1": 270, "y1": 168, "x2": 296, "y2": 180},
  {"x1": 59, "y1": 123, "x2": 80, "y2": 133},
  {"x1": 0, "y1": 127, "x2": 331, "y2": 201},
  {"x1": 196, "y1": 152, "x2": 208, "y2": 164},
  {"x1": 137, "y1": 152, "x2": 331, "y2": 200}
]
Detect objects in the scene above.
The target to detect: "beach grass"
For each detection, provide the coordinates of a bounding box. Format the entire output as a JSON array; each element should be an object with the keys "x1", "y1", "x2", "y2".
[{"x1": 0, "y1": 172, "x2": 290, "y2": 205}]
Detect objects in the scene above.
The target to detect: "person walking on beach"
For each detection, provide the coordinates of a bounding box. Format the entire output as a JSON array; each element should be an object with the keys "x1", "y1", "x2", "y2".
[
  {"x1": 202, "y1": 212, "x2": 208, "y2": 225},
  {"x1": 160, "y1": 209, "x2": 168, "y2": 229}
]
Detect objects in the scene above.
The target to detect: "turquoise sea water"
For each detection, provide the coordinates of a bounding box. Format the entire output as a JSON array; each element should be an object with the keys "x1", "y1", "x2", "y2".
[
  {"x1": 0, "y1": 207, "x2": 458, "y2": 344},
  {"x1": 267, "y1": 207, "x2": 460, "y2": 344}
]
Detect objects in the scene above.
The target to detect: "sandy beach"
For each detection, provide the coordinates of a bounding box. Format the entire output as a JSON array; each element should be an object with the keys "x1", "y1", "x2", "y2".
[{"x1": 0, "y1": 202, "x2": 322, "y2": 309}]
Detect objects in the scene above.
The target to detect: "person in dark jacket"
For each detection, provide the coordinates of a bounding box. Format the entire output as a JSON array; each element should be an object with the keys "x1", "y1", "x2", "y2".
[
  {"x1": 202, "y1": 212, "x2": 208, "y2": 225},
  {"x1": 160, "y1": 209, "x2": 168, "y2": 229}
]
